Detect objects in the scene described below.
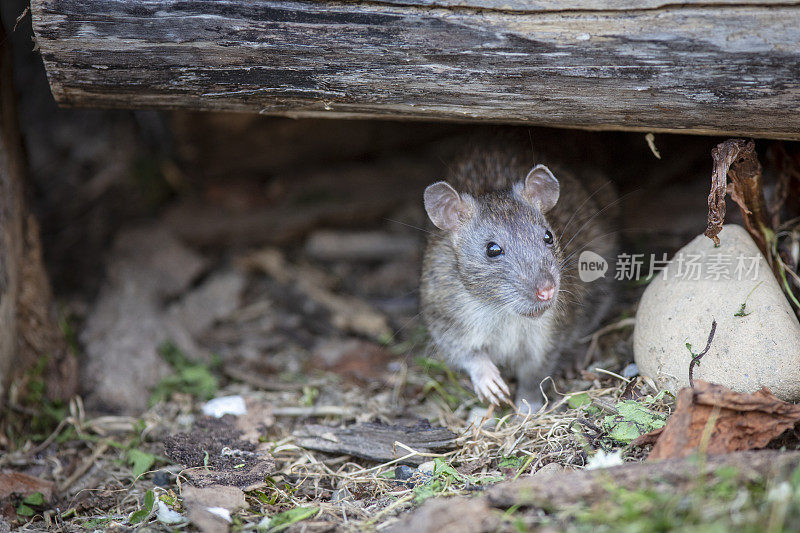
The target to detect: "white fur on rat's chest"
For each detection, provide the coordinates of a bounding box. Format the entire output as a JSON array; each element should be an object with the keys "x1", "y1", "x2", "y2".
[{"x1": 457, "y1": 296, "x2": 556, "y2": 367}]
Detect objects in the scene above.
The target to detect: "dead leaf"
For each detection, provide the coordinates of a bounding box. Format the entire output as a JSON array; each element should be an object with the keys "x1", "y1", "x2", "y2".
[
  {"x1": 183, "y1": 485, "x2": 245, "y2": 533},
  {"x1": 704, "y1": 140, "x2": 772, "y2": 262},
  {"x1": 643, "y1": 381, "x2": 800, "y2": 460},
  {"x1": 0, "y1": 472, "x2": 54, "y2": 502}
]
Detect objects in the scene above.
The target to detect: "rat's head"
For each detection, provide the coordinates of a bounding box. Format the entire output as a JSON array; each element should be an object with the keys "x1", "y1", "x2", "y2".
[{"x1": 424, "y1": 164, "x2": 562, "y2": 318}]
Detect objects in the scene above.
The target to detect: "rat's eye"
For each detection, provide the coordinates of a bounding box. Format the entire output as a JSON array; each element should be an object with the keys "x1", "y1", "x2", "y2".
[
  {"x1": 486, "y1": 242, "x2": 504, "y2": 258},
  {"x1": 543, "y1": 230, "x2": 554, "y2": 245}
]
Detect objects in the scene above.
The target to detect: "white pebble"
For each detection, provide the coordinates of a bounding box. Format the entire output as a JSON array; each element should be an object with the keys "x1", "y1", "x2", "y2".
[
  {"x1": 206, "y1": 507, "x2": 232, "y2": 522},
  {"x1": 202, "y1": 395, "x2": 247, "y2": 418},
  {"x1": 156, "y1": 500, "x2": 185, "y2": 525}
]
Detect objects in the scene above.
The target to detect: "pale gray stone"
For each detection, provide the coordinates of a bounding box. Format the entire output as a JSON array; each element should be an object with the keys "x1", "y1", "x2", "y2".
[{"x1": 634, "y1": 224, "x2": 800, "y2": 401}]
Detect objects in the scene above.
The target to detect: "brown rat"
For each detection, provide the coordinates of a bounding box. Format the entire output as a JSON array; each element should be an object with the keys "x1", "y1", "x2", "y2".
[{"x1": 420, "y1": 136, "x2": 617, "y2": 411}]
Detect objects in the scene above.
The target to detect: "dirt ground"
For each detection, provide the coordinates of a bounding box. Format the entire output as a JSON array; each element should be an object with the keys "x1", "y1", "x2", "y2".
[{"x1": 6, "y1": 4, "x2": 800, "y2": 531}]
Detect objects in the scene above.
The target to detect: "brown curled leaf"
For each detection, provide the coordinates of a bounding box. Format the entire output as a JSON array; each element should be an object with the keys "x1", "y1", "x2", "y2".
[
  {"x1": 704, "y1": 142, "x2": 735, "y2": 246},
  {"x1": 705, "y1": 140, "x2": 772, "y2": 263},
  {"x1": 643, "y1": 381, "x2": 800, "y2": 461}
]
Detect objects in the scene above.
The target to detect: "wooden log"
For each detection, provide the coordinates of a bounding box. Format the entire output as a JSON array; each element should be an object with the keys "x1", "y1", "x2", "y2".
[
  {"x1": 387, "y1": 450, "x2": 800, "y2": 533},
  {"x1": 0, "y1": 51, "x2": 23, "y2": 402},
  {"x1": 0, "y1": 24, "x2": 76, "y2": 405},
  {"x1": 30, "y1": 0, "x2": 800, "y2": 140}
]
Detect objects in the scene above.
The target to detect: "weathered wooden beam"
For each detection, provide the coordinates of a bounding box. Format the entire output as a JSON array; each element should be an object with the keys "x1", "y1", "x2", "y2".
[
  {"x1": 31, "y1": 0, "x2": 800, "y2": 140},
  {"x1": 0, "y1": 23, "x2": 76, "y2": 404}
]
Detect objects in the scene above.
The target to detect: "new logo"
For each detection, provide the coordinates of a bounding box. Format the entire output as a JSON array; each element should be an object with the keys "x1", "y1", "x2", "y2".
[{"x1": 578, "y1": 251, "x2": 608, "y2": 282}]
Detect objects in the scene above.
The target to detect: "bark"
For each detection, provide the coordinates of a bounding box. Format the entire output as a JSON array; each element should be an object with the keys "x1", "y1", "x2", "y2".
[
  {"x1": 31, "y1": 0, "x2": 800, "y2": 140},
  {"x1": 0, "y1": 24, "x2": 76, "y2": 404}
]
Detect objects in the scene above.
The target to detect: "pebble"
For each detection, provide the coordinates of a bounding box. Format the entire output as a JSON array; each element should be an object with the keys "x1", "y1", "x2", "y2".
[
  {"x1": 153, "y1": 470, "x2": 171, "y2": 487},
  {"x1": 621, "y1": 363, "x2": 639, "y2": 379},
  {"x1": 201, "y1": 395, "x2": 247, "y2": 418},
  {"x1": 417, "y1": 461, "x2": 436, "y2": 476},
  {"x1": 394, "y1": 465, "x2": 415, "y2": 481}
]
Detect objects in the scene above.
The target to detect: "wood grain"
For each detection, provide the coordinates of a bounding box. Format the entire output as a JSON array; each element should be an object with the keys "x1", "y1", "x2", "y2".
[
  {"x1": 30, "y1": 0, "x2": 800, "y2": 139},
  {"x1": 294, "y1": 421, "x2": 457, "y2": 465}
]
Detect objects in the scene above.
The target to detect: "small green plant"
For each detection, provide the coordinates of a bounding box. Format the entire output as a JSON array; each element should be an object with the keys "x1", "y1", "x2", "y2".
[
  {"x1": 413, "y1": 458, "x2": 504, "y2": 503},
  {"x1": 735, "y1": 281, "x2": 764, "y2": 317},
  {"x1": 16, "y1": 492, "x2": 45, "y2": 518},
  {"x1": 415, "y1": 356, "x2": 471, "y2": 410},
  {"x1": 258, "y1": 506, "x2": 318, "y2": 532},
  {"x1": 129, "y1": 489, "x2": 155, "y2": 525},
  {"x1": 128, "y1": 448, "x2": 157, "y2": 478},
  {"x1": 300, "y1": 386, "x2": 319, "y2": 407},
  {"x1": 149, "y1": 342, "x2": 220, "y2": 405},
  {"x1": 602, "y1": 399, "x2": 668, "y2": 444},
  {"x1": 568, "y1": 392, "x2": 592, "y2": 409}
]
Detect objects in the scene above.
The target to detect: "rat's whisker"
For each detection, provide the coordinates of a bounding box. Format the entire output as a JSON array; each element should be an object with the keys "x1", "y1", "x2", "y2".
[
  {"x1": 559, "y1": 188, "x2": 640, "y2": 253},
  {"x1": 557, "y1": 180, "x2": 613, "y2": 241},
  {"x1": 384, "y1": 218, "x2": 434, "y2": 235}
]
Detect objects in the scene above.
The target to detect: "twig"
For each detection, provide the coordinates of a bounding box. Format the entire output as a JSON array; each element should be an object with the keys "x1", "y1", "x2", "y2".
[
  {"x1": 272, "y1": 406, "x2": 354, "y2": 417},
  {"x1": 688, "y1": 320, "x2": 718, "y2": 387},
  {"x1": 593, "y1": 367, "x2": 630, "y2": 383},
  {"x1": 58, "y1": 441, "x2": 110, "y2": 493}
]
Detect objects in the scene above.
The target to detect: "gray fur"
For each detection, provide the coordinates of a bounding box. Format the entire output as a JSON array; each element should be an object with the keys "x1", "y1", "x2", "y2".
[{"x1": 421, "y1": 139, "x2": 617, "y2": 411}]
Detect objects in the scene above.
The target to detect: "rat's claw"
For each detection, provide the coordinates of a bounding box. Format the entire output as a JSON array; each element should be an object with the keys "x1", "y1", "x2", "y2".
[{"x1": 469, "y1": 360, "x2": 512, "y2": 406}]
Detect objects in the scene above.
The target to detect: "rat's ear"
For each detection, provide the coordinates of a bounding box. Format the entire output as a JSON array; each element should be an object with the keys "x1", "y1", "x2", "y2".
[
  {"x1": 424, "y1": 181, "x2": 471, "y2": 231},
  {"x1": 520, "y1": 164, "x2": 560, "y2": 213}
]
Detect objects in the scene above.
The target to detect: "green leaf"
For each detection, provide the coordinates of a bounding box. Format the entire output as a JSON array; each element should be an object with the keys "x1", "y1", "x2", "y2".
[
  {"x1": 128, "y1": 490, "x2": 155, "y2": 525},
  {"x1": 144, "y1": 490, "x2": 155, "y2": 512},
  {"x1": 602, "y1": 400, "x2": 667, "y2": 444},
  {"x1": 129, "y1": 508, "x2": 149, "y2": 524},
  {"x1": 499, "y1": 456, "x2": 524, "y2": 470},
  {"x1": 149, "y1": 342, "x2": 219, "y2": 405},
  {"x1": 433, "y1": 457, "x2": 462, "y2": 480},
  {"x1": 23, "y1": 492, "x2": 45, "y2": 506},
  {"x1": 616, "y1": 401, "x2": 667, "y2": 426},
  {"x1": 604, "y1": 418, "x2": 646, "y2": 444},
  {"x1": 128, "y1": 449, "x2": 157, "y2": 478},
  {"x1": 568, "y1": 393, "x2": 591, "y2": 409},
  {"x1": 262, "y1": 506, "x2": 318, "y2": 532},
  {"x1": 16, "y1": 504, "x2": 34, "y2": 517}
]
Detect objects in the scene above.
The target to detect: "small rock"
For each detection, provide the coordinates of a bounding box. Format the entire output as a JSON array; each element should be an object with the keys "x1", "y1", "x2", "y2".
[
  {"x1": 153, "y1": 470, "x2": 171, "y2": 487},
  {"x1": 394, "y1": 465, "x2": 415, "y2": 481},
  {"x1": 183, "y1": 485, "x2": 245, "y2": 533},
  {"x1": 621, "y1": 363, "x2": 639, "y2": 379},
  {"x1": 417, "y1": 461, "x2": 436, "y2": 476},
  {"x1": 634, "y1": 225, "x2": 800, "y2": 401},
  {"x1": 532, "y1": 463, "x2": 563, "y2": 479},
  {"x1": 156, "y1": 500, "x2": 185, "y2": 525},
  {"x1": 202, "y1": 396, "x2": 247, "y2": 418}
]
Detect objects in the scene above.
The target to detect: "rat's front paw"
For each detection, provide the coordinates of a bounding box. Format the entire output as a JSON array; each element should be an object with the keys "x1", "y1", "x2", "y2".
[{"x1": 468, "y1": 360, "x2": 511, "y2": 406}]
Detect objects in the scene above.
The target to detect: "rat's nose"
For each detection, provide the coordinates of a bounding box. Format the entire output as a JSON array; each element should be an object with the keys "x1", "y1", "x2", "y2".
[{"x1": 536, "y1": 284, "x2": 555, "y2": 302}]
